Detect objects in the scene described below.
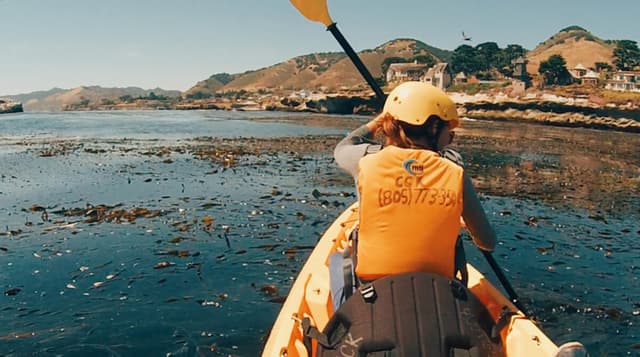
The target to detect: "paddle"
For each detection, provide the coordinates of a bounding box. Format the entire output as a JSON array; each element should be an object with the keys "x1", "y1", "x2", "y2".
[
  {"x1": 289, "y1": 0, "x2": 386, "y2": 105},
  {"x1": 289, "y1": 0, "x2": 531, "y2": 317},
  {"x1": 481, "y1": 250, "x2": 530, "y2": 315}
]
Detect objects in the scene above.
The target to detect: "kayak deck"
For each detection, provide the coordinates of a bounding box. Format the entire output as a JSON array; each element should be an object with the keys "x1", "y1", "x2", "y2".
[{"x1": 262, "y1": 203, "x2": 558, "y2": 357}]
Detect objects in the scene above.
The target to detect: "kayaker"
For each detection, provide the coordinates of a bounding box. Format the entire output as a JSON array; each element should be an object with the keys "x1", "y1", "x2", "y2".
[{"x1": 334, "y1": 81, "x2": 496, "y2": 282}]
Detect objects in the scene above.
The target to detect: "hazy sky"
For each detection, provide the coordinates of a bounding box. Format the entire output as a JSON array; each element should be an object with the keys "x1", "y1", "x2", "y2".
[{"x1": 1, "y1": 0, "x2": 638, "y2": 95}]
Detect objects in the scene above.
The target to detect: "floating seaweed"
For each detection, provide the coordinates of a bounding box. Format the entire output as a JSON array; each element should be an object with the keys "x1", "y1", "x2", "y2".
[
  {"x1": 4, "y1": 287, "x2": 21, "y2": 296},
  {"x1": 259, "y1": 284, "x2": 278, "y2": 296}
]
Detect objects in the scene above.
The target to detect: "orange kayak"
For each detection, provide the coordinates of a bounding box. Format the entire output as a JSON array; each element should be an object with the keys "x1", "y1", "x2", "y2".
[{"x1": 262, "y1": 203, "x2": 559, "y2": 357}]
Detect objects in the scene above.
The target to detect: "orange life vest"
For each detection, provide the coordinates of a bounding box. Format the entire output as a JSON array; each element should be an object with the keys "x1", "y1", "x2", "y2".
[{"x1": 356, "y1": 145, "x2": 464, "y2": 281}]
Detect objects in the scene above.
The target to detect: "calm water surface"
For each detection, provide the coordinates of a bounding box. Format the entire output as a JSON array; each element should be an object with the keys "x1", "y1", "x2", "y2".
[{"x1": 0, "y1": 111, "x2": 638, "y2": 356}]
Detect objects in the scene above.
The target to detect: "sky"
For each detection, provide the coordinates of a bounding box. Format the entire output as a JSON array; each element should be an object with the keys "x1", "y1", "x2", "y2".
[{"x1": 1, "y1": 0, "x2": 638, "y2": 96}]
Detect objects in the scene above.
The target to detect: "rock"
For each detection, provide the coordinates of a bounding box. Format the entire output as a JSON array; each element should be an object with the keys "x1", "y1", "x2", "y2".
[
  {"x1": 0, "y1": 99, "x2": 23, "y2": 114},
  {"x1": 305, "y1": 95, "x2": 380, "y2": 115}
]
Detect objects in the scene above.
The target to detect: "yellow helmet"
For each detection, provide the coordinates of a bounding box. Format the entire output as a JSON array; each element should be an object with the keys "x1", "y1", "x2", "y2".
[{"x1": 383, "y1": 81, "x2": 459, "y2": 128}]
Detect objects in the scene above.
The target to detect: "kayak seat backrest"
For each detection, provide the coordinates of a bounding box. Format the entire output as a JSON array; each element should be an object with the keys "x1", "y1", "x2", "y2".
[
  {"x1": 330, "y1": 232, "x2": 468, "y2": 314},
  {"x1": 316, "y1": 272, "x2": 504, "y2": 357}
]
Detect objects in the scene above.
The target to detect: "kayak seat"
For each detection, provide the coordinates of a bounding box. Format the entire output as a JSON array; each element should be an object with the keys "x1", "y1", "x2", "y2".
[{"x1": 316, "y1": 272, "x2": 504, "y2": 357}]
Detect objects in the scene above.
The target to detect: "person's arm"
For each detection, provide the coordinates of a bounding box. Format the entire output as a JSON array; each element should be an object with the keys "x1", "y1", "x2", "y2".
[
  {"x1": 461, "y1": 173, "x2": 497, "y2": 251},
  {"x1": 333, "y1": 116, "x2": 383, "y2": 177}
]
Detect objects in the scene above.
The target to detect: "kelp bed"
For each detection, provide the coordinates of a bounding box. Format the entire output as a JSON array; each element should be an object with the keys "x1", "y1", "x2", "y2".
[{"x1": 1, "y1": 118, "x2": 639, "y2": 355}]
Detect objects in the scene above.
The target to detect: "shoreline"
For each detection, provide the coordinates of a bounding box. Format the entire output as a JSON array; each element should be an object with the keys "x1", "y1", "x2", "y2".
[{"x1": 11, "y1": 91, "x2": 640, "y2": 133}]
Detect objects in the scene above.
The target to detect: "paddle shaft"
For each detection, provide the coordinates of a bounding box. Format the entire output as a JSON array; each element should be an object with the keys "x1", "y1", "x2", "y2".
[
  {"x1": 481, "y1": 250, "x2": 529, "y2": 314},
  {"x1": 326, "y1": 23, "x2": 386, "y2": 106}
]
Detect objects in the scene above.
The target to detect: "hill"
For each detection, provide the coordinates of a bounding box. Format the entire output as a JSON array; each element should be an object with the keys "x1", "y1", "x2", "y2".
[
  {"x1": 526, "y1": 26, "x2": 615, "y2": 74},
  {"x1": 10, "y1": 86, "x2": 181, "y2": 111},
  {"x1": 189, "y1": 29, "x2": 621, "y2": 95},
  {"x1": 186, "y1": 39, "x2": 453, "y2": 96},
  {"x1": 8, "y1": 88, "x2": 67, "y2": 105}
]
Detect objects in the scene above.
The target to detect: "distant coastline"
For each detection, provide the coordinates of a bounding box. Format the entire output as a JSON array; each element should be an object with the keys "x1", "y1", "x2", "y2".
[{"x1": 32, "y1": 90, "x2": 640, "y2": 133}]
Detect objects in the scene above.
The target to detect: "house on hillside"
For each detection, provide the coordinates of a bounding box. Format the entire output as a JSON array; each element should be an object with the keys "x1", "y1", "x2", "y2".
[
  {"x1": 511, "y1": 56, "x2": 530, "y2": 86},
  {"x1": 571, "y1": 63, "x2": 588, "y2": 78},
  {"x1": 386, "y1": 61, "x2": 453, "y2": 90},
  {"x1": 605, "y1": 71, "x2": 640, "y2": 92},
  {"x1": 581, "y1": 70, "x2": 599, "y2": 86},
  {"x1": 568, "y1": 63, "x2": 603, "y2": 86},
  {"x1": 423, "y1": 63, "x2": 452, "y2": 90},
  {"x1": 386, "y1": 61, "x2": 430, "y2": 83},
  {"x1": 454, "y1": 72, "x2": 468, "y2": 85}
]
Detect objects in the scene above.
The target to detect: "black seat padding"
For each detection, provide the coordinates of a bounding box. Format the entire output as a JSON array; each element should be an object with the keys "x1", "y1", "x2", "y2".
[{"x1": 316, "y1": 272, "x2": 504, "y2": 357}]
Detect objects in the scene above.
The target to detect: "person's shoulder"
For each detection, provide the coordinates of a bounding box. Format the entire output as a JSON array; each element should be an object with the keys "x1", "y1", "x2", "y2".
[{"x1": 440, "y1": 147, "x2": 465, "y2": 168}]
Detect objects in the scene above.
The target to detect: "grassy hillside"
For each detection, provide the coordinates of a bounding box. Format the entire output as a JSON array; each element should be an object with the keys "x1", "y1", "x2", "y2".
[
  {"x1": 527, "y1": 26, "x2": 614, "y2": 74},
  {"x1": 186, "y1": 38, "x2": 453, "y2": 94}
]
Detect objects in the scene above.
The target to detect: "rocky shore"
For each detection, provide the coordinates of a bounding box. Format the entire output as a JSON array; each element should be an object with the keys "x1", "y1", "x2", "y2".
[
  {"x1": 46, "y1": 88, "x2": 640, "y2": 132},
  {"x1": 288, "y1": 92, "x2": 640, "y2": 133},
  {"x1": 0, "y1": 99, "x2": 23, "y2": 114},
  {"x1": 453, "y1": 95, "x2": 640, "y2": 133},
  {"x1": 169, "y1": 88, "x2": 640, "y2": 132}
]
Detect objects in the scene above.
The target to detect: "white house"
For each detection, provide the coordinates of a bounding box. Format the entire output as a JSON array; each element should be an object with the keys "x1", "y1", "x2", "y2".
[
  {"x1": 423, "y1": 63, "x2": 452, "y2": 90},
  {"x1": 571, "y1": 63, "x2": 588, "y2": 78},
  {"x1": 605, "y1": 71, "x2": 640, "y2": 92},
  {"x1": 386, "y1": 61, "x2": 452, "y2": 90},
  {"x1": 386, "y1": 61, "x2": 430, "y2": 83}
]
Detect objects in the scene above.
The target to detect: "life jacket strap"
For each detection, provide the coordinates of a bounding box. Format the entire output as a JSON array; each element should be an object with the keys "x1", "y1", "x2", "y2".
[{"x1": 454, "y1": 236, "x2": 469, "y2": 287}]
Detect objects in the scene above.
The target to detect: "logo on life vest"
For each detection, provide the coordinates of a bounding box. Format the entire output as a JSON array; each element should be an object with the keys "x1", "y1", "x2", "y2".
[{"x1": 403, "y1": 159, "x2": 424, "y2": 176}]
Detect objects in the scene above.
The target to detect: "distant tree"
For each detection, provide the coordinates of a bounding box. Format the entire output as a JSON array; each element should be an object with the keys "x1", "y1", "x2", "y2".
[
  {"x1": 78, "y1": 97, "x2": 90, "y2": 107},
  {"x1": 210, "y1": 73, "x2": 234, "y2": 85},
  {"x1": 595, "y1": 62, "x2": 613, "y2": 72},
  {"x1": 119, "y1": 94, "x2": 134, "y2": 103},
  {"x1": 538, "y1": 54, "x2": 572, "y2": 85},
  {"x1": 560, "y1": 25, "x2": 588, "y2": 33},
  {"x1": 410, "y1": 54, "x2": 436, "y2": 68},
  {"x1": 451, "y1": 45, "x2": 481, "y2": 75},
  {"x1": 613, "y1": 40, "x2": 640, "y2": 71},
  {"x1": 142, "y1": 92, "x2": 166, "y2": 100},
  {"x1": 475, "y1": 42, "x2": 501, "y2": 72},
  {"x1": 231, "y1": 89, "x2": 247, "y2": 99},
  {"x1": 185, "y1": 92, "x2": 212, "y2": 100}
]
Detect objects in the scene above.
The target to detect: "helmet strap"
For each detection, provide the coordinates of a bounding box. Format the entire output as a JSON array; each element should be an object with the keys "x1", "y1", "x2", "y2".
[{"x1": 428, "y1": 118, "x2": 447, "y2": 152}]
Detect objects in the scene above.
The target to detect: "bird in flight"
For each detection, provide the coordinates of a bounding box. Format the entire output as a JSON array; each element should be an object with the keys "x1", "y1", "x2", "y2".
[{"x1": 462, "y1": 31, "x2": 472, "y2": 41}]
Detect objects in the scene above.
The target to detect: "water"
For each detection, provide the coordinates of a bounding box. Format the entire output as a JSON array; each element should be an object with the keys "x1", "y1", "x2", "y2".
[
  {"x1": 0, "y1": 111, "x2": 638, "y2": 356},
  {"x1": 0, "y1": 110, "x2": 348, "y2": 141}
]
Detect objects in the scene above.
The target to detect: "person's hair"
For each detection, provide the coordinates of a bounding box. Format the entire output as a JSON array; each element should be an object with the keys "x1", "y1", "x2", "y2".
[{"x1": 375, "y1": 113, "x2": 448, "y2": 150}]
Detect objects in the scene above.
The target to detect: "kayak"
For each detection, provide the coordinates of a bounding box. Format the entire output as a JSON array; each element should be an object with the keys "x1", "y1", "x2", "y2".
[{"x1": 262, "y1": 203, "x2": 559, "y2": 357}]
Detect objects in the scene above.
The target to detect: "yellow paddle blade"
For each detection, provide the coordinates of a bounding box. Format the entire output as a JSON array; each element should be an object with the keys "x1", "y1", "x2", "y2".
[{"x1": 289, "y1": 0, "x2": 333, "y2": 27}]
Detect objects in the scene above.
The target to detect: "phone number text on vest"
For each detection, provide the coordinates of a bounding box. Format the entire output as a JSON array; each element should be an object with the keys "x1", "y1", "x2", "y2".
[{"x1": 377, "y1": 176, "x2": 461, "y2": 208}]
